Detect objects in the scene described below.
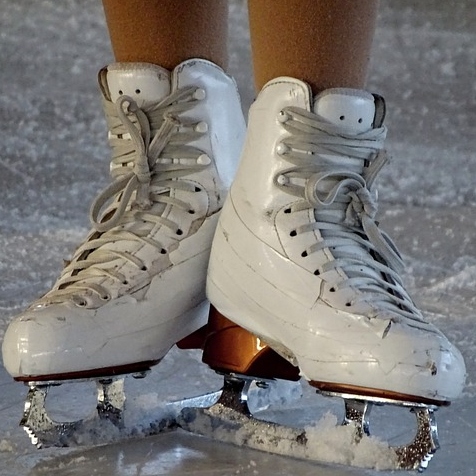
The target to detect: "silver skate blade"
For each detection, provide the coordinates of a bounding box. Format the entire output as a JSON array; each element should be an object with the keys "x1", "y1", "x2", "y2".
[
  {"x1": 329, "y1": 392, "x2": 440, "y2": 472},
  {"x1": 165, "y1": 391, "x2": 222, "y2": 414},
  {"x1": 343, "y1": 400, "x2": 439, "y2": 472},
  {"x1": 21, "y1": 379, "x2": 219, "y2": 448},
  {"x1": 178, "y1": 403, "x2": 308, "y2": 454},
  {"x1": 167, "y1": 376, "x2": 302, "y2": 416},
  {"x1": 179, "y1": 376, "x2": 440, "y2": 471},
  {"x1": 178, "y1": 375, "x2": 312, "y2": 464},
  {"x1": 21, "y1": 378, "x2": 125, "y2": 448},
  {"x1": 21, "y1": 374, "x2": 300, "y2": 448},
  {"x1": 165, "y1": 376, "x2": 302, "y2": 418}
]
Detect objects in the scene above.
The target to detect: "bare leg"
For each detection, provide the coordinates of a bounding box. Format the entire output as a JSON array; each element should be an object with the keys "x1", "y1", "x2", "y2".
[
  {"x1": 248, "y1": 0, "x2": 379, "y2": 93},
  {"x1": 102, "y1": 0, "x2": 229, "y2": 69}
]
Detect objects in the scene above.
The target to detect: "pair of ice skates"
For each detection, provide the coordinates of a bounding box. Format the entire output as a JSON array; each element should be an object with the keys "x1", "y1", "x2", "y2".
[{"x1": 2, "y1": 59, "x2": 466, "y2": 471}]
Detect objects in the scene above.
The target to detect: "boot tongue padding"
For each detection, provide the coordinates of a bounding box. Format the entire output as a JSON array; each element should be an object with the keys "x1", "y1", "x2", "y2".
[
  {"x1": 105, "y1": 63, "x2": 171, "y2": 107},
  {"x1": 313, "y1": 88, "x2": 376, "y2": 134}
]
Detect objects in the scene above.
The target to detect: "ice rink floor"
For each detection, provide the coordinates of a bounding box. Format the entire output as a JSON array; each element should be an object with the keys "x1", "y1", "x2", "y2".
[{"x1": 0, "y1": 1, "x2": 475, "y2": 475}]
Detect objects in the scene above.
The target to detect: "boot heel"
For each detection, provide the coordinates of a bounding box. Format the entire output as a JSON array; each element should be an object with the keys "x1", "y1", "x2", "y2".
[{"x1": 202, "y1": 305, "x2": 300, "y2": 381}]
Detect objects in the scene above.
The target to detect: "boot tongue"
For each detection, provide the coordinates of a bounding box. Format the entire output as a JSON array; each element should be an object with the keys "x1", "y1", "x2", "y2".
[
  {"x1": 313, "y1": 88, "x2": 376, "y2": 134},
  {"x1": 105, "y1": 62, "x2": 171, "y2": 107}
]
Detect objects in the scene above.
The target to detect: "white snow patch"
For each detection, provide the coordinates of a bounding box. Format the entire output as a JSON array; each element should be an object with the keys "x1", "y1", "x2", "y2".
[
  {"x1": 0, "y1": 439, "x2": 14, "y2": 452},
  {"x1": 304, "y1": 413, "x2": 397, "y2": 470},
  {"x1": 426, "y1": 263, "x2": 476, "y2": 292}
]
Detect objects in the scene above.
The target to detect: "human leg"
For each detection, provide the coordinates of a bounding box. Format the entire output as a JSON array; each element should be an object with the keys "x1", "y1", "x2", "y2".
[
  {"x1": 203, "y1": 0, "x2": 465, "y2": 469},
  {"x1": 102, "y1": 0, "x2": 228, "y2": 69},
  {"x1": 2, "y1": 0, "x2": 245, "y2": 446},
  {"x1": 248, "y1": 0, "x2": 378, "y2": 93}
]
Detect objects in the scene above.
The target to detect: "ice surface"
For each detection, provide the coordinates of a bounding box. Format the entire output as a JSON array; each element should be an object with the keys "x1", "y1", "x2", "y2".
[{"x1": 0, "y1": 0, "x2": 475, "y2": 475}]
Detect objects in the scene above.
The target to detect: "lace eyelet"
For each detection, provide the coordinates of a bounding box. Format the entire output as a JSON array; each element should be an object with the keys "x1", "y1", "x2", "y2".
[
  {"x1": 290, "y1": 230, "x2": 297, "y2": 237},
  {"x1": 345, "y1": 302, "x2": 352, "y2": 307},
  {"x1": 284, "y1": 208, "x2": 291, "y2": 214},
  {"x1": 188, "y1": 209, "x2": 195, "y2": 215},
  {"x1": 176, "y1": 229, "x2": 183, "y2": 236},
  {"x1": 197, "y1": 154, "x2": 211, "y2": 165},
  {"x1": 313, "y1": 269, "x2": 320, "y2": 276},
  {"x1": 329, "y1": 287, "x2": 336, "y2": 292},
  {"x1": 76, "y1": 298, "x2": 87, "y2": 307},
  {"x1": 101, "y1": 294, "x2": 111, "y2": 301},
  {"x1": 276, "y1": 143, "x2": 289, "y2": 156},
  {"x1": 160, "y1": 248, "x2": 167, "y2": 254},
  {"x1": 277, "y1": 110, "x2": 289, "y2": 123},
  {"x1": 141, "y1": 265, "x2": 148, "y2": 271},
  {"x1": 301, "y1": 251, "x2": 308, "y2": 257},
  {"x1": 194, "y1": 186, "x2": 202, "y2": 192},
  {"x1": 195, "y1": 121, "x2": 208, "y2": 133},
  {"x1": 193, "y1": 88, "x2": 206, "y2": 100}
]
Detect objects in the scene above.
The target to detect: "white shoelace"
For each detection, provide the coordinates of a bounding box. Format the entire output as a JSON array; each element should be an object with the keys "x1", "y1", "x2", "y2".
[
  {"x1": 275, "y1": 106, "x2": 424, "y2": 323},
  {"x1": 39, "y1": 87, "x2": 208, "y2": 307}
]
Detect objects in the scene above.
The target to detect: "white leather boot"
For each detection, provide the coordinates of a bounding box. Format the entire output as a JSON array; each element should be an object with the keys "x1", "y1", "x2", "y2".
[
  {"x1": 3, "y1": 59, "x2": 245, "y2": 380},
  {"x1": 207, "y1": 77, "x2": 465, "y2": 405}
]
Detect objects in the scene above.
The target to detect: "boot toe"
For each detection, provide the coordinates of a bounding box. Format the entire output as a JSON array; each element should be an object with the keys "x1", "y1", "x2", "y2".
[{"x1": 2, "y1": 305, "x2": 108, "y2": 379}]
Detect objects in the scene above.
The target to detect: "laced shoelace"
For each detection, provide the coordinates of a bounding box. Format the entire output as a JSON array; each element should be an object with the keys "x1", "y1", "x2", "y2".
[
  {"x1": 275, "y1": 106, "x2": 424, "y2": 323},
  {"x1": 39, "y1": 87, "x2": 209, "y2": 307}
]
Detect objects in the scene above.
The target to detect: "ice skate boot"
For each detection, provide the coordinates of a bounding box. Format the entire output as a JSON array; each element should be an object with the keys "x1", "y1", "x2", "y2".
[
  {"x1": 186, "y1": 78, "x2": 466, "y2": 470},
  {"x1": 2, "y1": 59, "x2": 246, "y2": 447}
]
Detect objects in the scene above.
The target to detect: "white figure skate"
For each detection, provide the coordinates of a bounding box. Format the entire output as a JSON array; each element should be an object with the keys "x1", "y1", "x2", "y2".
[
  {"x1": 181, "y1": 78, "x2": 466, "y2": 471},
  {"x1": 2, "y1": 59, "x2": 246, "y2": 447}
]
